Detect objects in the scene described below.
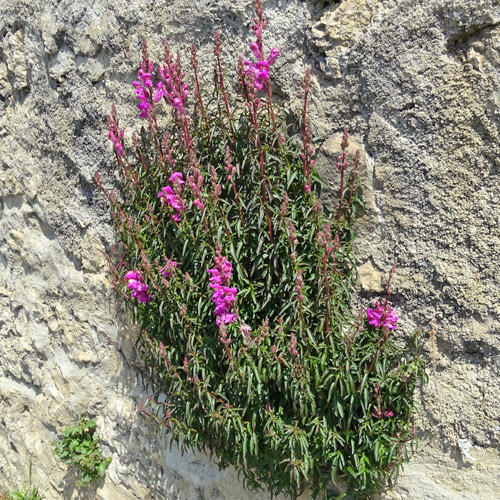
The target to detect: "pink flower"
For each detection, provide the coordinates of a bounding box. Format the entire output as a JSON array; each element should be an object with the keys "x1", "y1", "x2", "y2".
[
  {"x1": 372, "y1": 407, "x2": 394, "y2": 419},
  {"x1": 161, "y1": 259, "x2": 177, "y2": 278},
  {"x1": 208, "y1": 256, "x2": 237, "y2": 325},
  {"x1": 158, "y1": 186, "x2": 182, "y2": 211},
  {"x1": 244, "y1": 43, "x2": 279, "y2": 92},
  {"x1": 267, "y1": 47, "x2": 280, "y2": 65},
  {"x1": 208, "y1": 259, "x2": 232, "y2": 286},
  {"x1": 158, "y1": 59, "x2": 189, "y2": 115},
  {"x1": 217, "y1": 312, "x2": 237, "y2": 325},
  {"x1": 170, "y1": 172, "x2": 184, "y2": 185},
  {"x1": 172, "y1": 97, "x2": 184, "y2": 114},
  {"x1": 158, "y1": 173, "x2": 184, "y2": 221},
  {"x1": 256, "y1": 60, "x2": 269, "y2": 71},
  {"x1": 125, "y1": 270, "x2": 152, "y2": 303},
  {"x1": 125, "y1": 270, "x2": 140, "y2": 281},
  {"x1": 138, "y1": 68, "x2": 153, "y2": 88},
  {"x1": 241, "y1": 323, "x2": 251, "y2": 342},
  {"x1": 133, "y1": 78, "x2": 153, "y2": 119},
  {"x1": 108, "y1": 131, "x2": 124, "y2": 156},
  {"x1": 107, "y1": 107, "x2": 125, "y2": 156},
  {"x1": 154, "y1": 82, "x2": 166, "y2": 102},
  {"x1": 250, "y1": 41, "x2": 261, "y2": 59},
  {"x1": 288, "y1": 332, "x2": 298, "y2": 357},
  {"x1": 366, "y1": 302, "x2": 398, "y2": 330}
]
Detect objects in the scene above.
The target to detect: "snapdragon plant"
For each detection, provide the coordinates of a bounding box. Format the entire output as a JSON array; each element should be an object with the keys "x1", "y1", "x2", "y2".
[{"x1": 96, "y1": 1, "x2": 427, "y2": 498}]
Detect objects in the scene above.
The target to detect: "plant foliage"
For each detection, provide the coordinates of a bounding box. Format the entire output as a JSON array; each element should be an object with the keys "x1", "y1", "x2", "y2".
[
  {"x1": 1, "y1": 464, "x2": 43, "y2": 500},
  {"x1": 2, "y1": 486, "x2": 43, "y2": 500},
  {"x1": 52, "y1": 417, "x2": 111, "y2": 487},
  {"x1": 96, "y1": 2, "x2": 427, "y2": 498}
]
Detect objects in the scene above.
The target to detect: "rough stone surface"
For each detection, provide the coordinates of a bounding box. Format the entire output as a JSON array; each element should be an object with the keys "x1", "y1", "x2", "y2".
[{"x1": 1, "y1": 0, "x2": 499, "y2": 499}]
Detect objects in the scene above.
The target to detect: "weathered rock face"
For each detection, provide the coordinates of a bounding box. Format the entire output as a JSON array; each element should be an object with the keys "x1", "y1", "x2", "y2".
[{"x1": 0, "y1": 0, "x2": 499, "y2": 499}]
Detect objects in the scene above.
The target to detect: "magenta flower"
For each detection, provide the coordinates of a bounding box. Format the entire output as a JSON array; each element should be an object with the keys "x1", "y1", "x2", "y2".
[
  {"x1": 267, "y1": 47, "x2": 280, "y2": 65},
  {"x1": 161, "y1": 259, "x2": 177, "y2": 278},
  {"x1": 250, "y1": 42, "x2": 260, "y2": 59},
  {"x1": 125, "y1": 270, "x2": 140, "y2": 281},
  {"x1": 244, "y1": 46, "x2": 279, "y2": 92},
  {"x1": 188, "y1": 170, "x2": 204, "y2": 211},
  {"x1": 208, "y1": 256, "x2": 238, "y2": 325},
  {"x1": 154, "y1": 82, "x2": 166, "y2": 102},
  {"x1": 107, "y1": 106, "x2": 125, "y2": 156},
  {"x1": 138, "y1": 68, "x2": 153, "y2": 88},
  {"x1": 125, "y1": 270, "x2": 152, "y2": 303},
  {"x1": 133, "y1": 81, "x2": 152, "y2": 119},
  {"x1": 157, "y1": 50, "x2": 189, "y2": 115},
  {"x1": 366, "y1": 301, "x2": 398, "y2": 330},
  {"x1": 172, "y1": 97, "x2": 184, "y2": 114},
  {"x1": 169, "y1": 172, "x2": 184, "y2": 185},
  {"x1": 158, "y1": 186, "x2": 182, "y2": 211},
  {"x1": 158, "y1": 172, "x2": 184, "y2": 221},
  {"x1": 108, "y1": 130, "x2": 124, "y2": 156}
]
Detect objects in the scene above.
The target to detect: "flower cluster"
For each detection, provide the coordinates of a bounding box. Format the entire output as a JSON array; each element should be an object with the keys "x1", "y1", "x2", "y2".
[
  {"x1": 208, "y1": 256, "x2": 238, "y2": 325},
  {"x1": 107, "y1": 104, "x2": 124, "y2": 156},
  {"x1": 372, "y1": 383, "x2": 394, "y2": 419},
  {"x1": 242, "y1": 3, "x2": 279, "y2": 92},
  {"x1": 133, "y1": 59, "x2": 155, "y2": 119},
  {"x1": 244, "y1": 46, "x2": 279, "y2": 92},
  {"x1": 157, "y1": 40, "x2": 189, "y2": 115},
  {"x1": 224, "y1": 145, "x2": 237, "y2": 181},
  {"x1": 158, "y1": 172, "x2": 184, "y2": 222},
  {"x1": 372, "y1": 407, "x2": 394, "y2": 419},
  {"x1": 366, "y1": 301, "x2": 398, "y2": 330},
  {"x1": 125, "y1": 270, "x2": 152, "y2": 303},
  {"x1": 161, "y1": 259, "x2": 177, "y2": 278},
  {"x1": 187, "y1": 165, "x2": 204, "y2": 211}
]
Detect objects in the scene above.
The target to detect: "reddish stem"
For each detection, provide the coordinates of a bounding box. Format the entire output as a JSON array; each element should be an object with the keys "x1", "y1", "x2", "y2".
[
  {"x1": 337, "y1": 164, "x2": 345, "y2": 223},
  {"x1": 231, "y1": 180, "x2": 244, "y2": 225},
  {"x1": 191, "y1": 50, "x2": 210, "y2": 132},
  {"x1": 216, "y1": 54, "x2": 235, "y2": 140},
  {"x1": 302, "y1": 88, "x2": 310, "y2": 185},
  {"x1": 322, "y1": 245, "x2": 331, "y2": 334},
  {"x1": 251, "y1": 102, "x2": 274, "y2": 242},
  {"x1": 266, "y1": 84, "x2": 277, "y2": 137}
]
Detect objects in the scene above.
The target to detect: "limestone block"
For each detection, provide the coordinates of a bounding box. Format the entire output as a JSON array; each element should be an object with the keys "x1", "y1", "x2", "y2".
[
  {"x1": 357, "y1": 261, "x2": 384, "y2": 293},
  {"x1": 48, "y1": 47, "x2": 76, "y2": 82},
  {"x1": 3, "y1": 30, "x2": 29, "y2": 91}
]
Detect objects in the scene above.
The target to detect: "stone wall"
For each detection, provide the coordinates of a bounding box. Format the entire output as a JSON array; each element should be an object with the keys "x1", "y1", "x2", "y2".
[{"x1": 1, "y1": 0, "x2": 499, "y2": 499}]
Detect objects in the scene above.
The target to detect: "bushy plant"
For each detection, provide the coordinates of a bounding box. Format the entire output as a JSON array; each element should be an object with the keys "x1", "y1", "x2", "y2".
[
  {"x1": 52, "y1": 417, "x2": 111, "y2": 487},
  {"x1": 96, "y1": 1, "x2": 426, "y2": 498}
]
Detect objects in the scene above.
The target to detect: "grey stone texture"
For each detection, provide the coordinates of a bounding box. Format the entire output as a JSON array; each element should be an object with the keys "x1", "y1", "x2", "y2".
[{"x1": 1, "y1": 0, "x2": 499, "y2": 498}]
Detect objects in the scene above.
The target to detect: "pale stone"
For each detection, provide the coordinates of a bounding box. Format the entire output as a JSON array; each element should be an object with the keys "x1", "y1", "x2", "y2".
[
  {"x1": 3, "y1": 30, "x2": 29, "y2": 91},
  {"x1": 357, "y1": 261, "x2": 384, "y2": 293},
  {"x1": 48, "y1": 48, "x2": 76, "y2": 82}
]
